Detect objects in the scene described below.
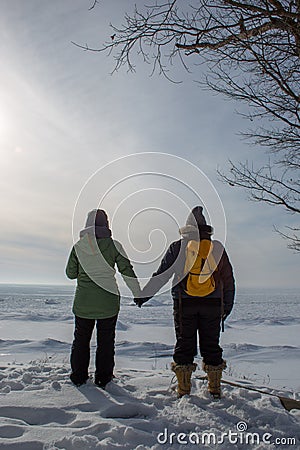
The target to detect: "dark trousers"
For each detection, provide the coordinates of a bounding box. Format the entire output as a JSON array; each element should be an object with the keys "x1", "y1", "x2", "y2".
[
  {"x1": 70, "y1": 315, "x2": 118, "y2": 385},
  {"x1": 173, "y1": 298, "x2": 223, "y2": 366}
]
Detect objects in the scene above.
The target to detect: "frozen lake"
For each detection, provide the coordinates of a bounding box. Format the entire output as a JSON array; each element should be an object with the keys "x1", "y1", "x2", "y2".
[{"x1": 0, "y1": 284, "x2": 299, "y2": 392}]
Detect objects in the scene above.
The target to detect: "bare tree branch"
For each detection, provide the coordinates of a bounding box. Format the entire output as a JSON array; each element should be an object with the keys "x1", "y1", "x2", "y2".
[
  {"x1": 218, "y1": 161, "x2": 300, "y2": 213},
  {"x1": 80, "y1": 0, "x2": 300, "y2": 250},
  {"x1": 88, "y1": 0, "x2": 99, "y2": 11},
  {"x1": 274, "y1": 226, "x2": 300, "y2": 252}
]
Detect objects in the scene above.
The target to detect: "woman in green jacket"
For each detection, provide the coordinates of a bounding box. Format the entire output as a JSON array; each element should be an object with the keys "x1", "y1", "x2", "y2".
[{"x1": 66, "y1": 209, "x2": 140, "y2": 387}]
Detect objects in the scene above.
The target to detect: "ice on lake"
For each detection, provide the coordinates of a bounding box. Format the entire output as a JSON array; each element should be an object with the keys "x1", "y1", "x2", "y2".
[{"x1": 0, "y1": 284, "x2": 299, "y2": 392}]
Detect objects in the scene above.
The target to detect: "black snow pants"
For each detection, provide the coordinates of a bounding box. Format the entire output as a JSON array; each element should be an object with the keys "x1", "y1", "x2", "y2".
[
  {"x1": 173, "y1": 298, "x2": 223, "y2": 366},
  {"x1": 70, "y1": 314, "x2": 118, "y2": 386}
]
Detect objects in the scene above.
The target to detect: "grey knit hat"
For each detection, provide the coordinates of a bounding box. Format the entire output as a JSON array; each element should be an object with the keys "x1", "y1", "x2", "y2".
[{"x1": 85, "y1": 209, "x2": 108, "y2": 228}]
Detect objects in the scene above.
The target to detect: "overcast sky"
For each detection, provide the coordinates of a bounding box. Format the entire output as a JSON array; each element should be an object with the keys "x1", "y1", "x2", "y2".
[{"x1": 0, "y1": 0, "x2": 299, "y2": 289}]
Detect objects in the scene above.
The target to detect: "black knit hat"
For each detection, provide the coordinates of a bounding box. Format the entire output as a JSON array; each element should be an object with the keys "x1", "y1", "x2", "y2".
[
  {"x1": 185, "y1": 206, "x2": 214, "y2": 235},
  {"x1": 85, "y1": 209, "x2": 108, "y2": 228},
  {"x1": 186, "y1": 206, "x2": 207, "y2": 227}
]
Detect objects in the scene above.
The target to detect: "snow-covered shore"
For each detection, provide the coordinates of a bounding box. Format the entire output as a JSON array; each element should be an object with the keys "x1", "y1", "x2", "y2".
[
  {"x1": 0, "y1": 285, "x2": 299, "y2": 449},
  {"x1": 0, "y1": 362, "x2": 299, "y2": 449}
]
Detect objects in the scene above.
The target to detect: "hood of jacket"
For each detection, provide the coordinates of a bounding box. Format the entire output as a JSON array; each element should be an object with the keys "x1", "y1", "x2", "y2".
[
  {"x1": 76, "y1": 226, "x2": 112, "y2": 256},
  {"x1": 179, "y1": 224, "x2": 214, "y2": 240},
  {"x1": 80, "y1": 225, "x2": 111, "y2": 239}
]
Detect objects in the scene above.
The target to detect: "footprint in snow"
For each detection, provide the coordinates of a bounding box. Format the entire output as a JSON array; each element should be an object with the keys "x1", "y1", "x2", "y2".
[
  {"x1": 101, "y1": 402, "x2": 155, "y2": 419},
  {"x1": 0, "y1": 406, "x2": 75, "y2": 426}
]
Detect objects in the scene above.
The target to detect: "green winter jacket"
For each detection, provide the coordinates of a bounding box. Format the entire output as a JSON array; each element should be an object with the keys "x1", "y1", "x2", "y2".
[{"x1": 66, "y1": 231, "x2": 140, "y2": 319}]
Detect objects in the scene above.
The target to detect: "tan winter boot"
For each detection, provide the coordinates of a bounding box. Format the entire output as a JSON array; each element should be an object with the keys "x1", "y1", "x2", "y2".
[
  {"x1": 202, "y1": 360, "x2": 226, "y2": 399},
  {"x1": 171, "y1": 362, "x2": 197, "y2": 397}
]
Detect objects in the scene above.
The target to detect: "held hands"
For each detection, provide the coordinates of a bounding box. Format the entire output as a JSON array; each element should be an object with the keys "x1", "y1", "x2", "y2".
[
  {"x1": 133, "y1": 297, "x2": 150, "y2": 308},
  {"x1": 133, "y1": 285, "x2": 151, "y2": 307}
]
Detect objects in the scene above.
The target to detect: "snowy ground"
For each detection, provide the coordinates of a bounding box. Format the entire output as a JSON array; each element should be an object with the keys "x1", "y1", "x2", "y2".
[{"x1": 0, "y1": 285, "x2": 299, "y2": 449}]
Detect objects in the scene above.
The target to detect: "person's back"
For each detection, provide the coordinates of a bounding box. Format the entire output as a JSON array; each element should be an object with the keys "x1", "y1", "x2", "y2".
[
  {"x1": 135, "y1": 206, "x2": 235, "y2": 398},
  {"x1": 66, "y1": 209, "x2": 140, "y2": 387},
  {"x1": 67, "y1": 215, "x2": 139, "y2": 318}
]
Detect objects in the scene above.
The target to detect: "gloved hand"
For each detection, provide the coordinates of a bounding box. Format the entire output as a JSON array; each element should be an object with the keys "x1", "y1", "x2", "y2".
[{"x1": 134, "y1": 297, "x2": 150, "y2": 308}]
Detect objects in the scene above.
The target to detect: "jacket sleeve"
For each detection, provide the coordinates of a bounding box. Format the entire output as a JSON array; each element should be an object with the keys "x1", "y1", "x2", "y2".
[
  {"x1": 65, "y1": 247, "x2": 79, "y2": 280},
  {"x1": 115, "y1": 243, "x2": 141, "y2": 297},
  {"x1": 219, "y1": 248, "x2": 235, "y2": 315},
  {"x1": 141, "y1": 241, "x2": 180, "y2": 299}
]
